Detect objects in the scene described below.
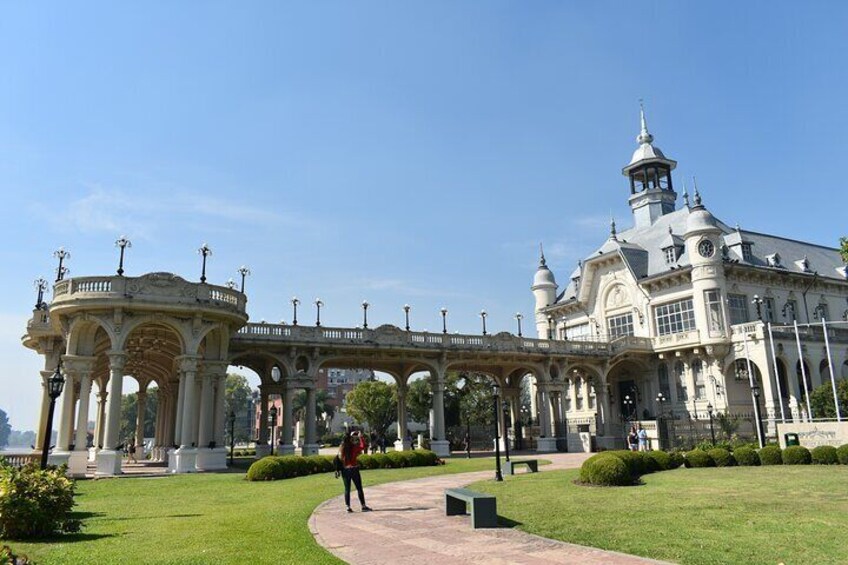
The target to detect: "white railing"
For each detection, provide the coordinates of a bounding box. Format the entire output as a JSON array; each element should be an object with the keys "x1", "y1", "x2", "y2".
[
  {"x1": 209, "y1": 288, "x2": 239, "y2": 306},
  {"x1": 74, "y1": 278, "x2": 113, "y2": 293}
]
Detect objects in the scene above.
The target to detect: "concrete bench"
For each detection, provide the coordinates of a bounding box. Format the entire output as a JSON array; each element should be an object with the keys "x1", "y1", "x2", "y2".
[
  {"x1": 444, "y1": 487, "x2": 497, "y2": 528},
  {"x1": 504, "y1": 459, "x2": 538, "y2": 475}
]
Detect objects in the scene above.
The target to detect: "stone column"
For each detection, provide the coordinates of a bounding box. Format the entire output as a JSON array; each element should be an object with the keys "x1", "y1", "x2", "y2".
[
  {"x1": 536, "y1": 385, "x2": 557, "y2": 452},
  {"x1": 196, "y1": 363, "x2": 228, "y2": 471},
  {"x1": 35, "y1": 371, "x2": 52, "y2": 452},
  {"x1": 174, "y1": 372, "x2": 187, "y2": 447},
  {"x1": 197, "y1": 375, "x2": 214, "y2": 449},
  {"x1": 95, "y1": 352, "x2": 127, "y2": 476},
  {"x1": 255, "y1": 386, "x2": 270, "y2": 458},
  {"x1": 395, "y1": 382, "x2": 411, "y2": 451},
  {"x1": 430, "y1": 369, "x2": 450, "y2": 457},
  {"x1": 170, "y1": 356, "x2": 200, "y2": 473},
  {"x1": 151, "y1": 393, "x2": 163, "y2": 461},
  {"x1": 55, "y1": 371, "x2": 77, "y2": 452},
  {"x1": 134, "y1": 389, "x2": 147, "y2": 460},
  {"x1": 280, "y1": 387, "x2": 295, "y2": 455},
  {"x1": 72, "y1": 371, "x2": 92, "y2": 450},
  {"x1": 213, "y1": 373, "x2": 227, "y2": 448},
  {"x1": 302, "y1": 388, "x2": 318, "y2": 456}
]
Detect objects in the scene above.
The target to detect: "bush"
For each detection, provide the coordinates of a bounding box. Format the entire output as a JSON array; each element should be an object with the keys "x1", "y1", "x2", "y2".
[
  {"x1": 667, "y1": 451, "x2": 685, "y2": 469},
  {"x1": 707, "y1": 448, "x2": 736, "y2": 467},
  {"x1": 246, "y1": 457, "x2": 285, "y2": 481},
  {"x1": 782, "y1": 445, "x2": 812, "y2": 465},
  {"x1": 646, "y1": 450, "x2": 671, "y2": 471},
  {"x1": 684, "y1": 449, "x2": 715, "y2": 468},
  {"x1": 759, "y1": 445, "x2": 783, "y2": 465},
  {"x1": 0, "y1": 464, "x2": 79, "y2": 539},
  {"x1": 579, "y1": 454, "x2": 632, "y2": 486},
  {"x1": 837, "y1": 444, "x2": 848, "y2": 465},
  {"x1": 811, "y1": 445, "x2": 839, "y2": 465},
  {"x1": 246, "y1": 450, "x2": 439, "y2": 481},
  {"x1": 733, "y1": 446, "x2": 760, "y2": 466},
  {"x1": 605, "y1": 450, "x2": 646, "y2": 477}
]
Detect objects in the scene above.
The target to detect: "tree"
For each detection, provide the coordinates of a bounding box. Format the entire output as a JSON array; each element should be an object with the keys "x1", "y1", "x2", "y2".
[
  {"x1": 344, "y1": 380, "x2": 397, "y2": 437},
  {"x1": 292, "y1": 389, "x2": 336, "y2": 437},
  {"x1": 119, "y1": 388, "x2": 159, "y2": 445},
  {"x1": 0, "y1": 409, "x2": 10, "y2": 449},
  {"x1": 224, "y1": 374, "x2": 254, "y2": 444},
  {"x1": 406, "y1": 378, "x2": 432, "y2": 424},
  {"x1": 456, "y1": 373, "x2": 495, "y2": 428},
  {"x1": 840, "y1": 236, "x2": 848, "y2": 264},
  {"x1": 809, "y1": 379, "x2": 848, "y2": 419}
]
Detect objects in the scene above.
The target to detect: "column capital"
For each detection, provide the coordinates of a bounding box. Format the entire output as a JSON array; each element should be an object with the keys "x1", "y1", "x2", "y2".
[
  {"x1": 62, "y1": 354, "x2": 97, "y2": 376},
  {"x1": 106, "y1": 351, "x2": 128, "y2": 371},
  {"x1": 202, "y1": 360, "x2": 229, "y2": 377},
  {"x1": 175, "y1": 354, "x2": 201, "y2": 373}
]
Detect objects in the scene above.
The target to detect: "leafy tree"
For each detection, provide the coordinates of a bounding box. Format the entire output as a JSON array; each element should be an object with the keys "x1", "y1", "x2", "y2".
[
  {"x1": 7, "y1": 429, "x2": 37, "y2": 448},
  {"x1": 809, "y1": 379, "x2": 848, "y2": 419},
  {"x1": 456, "y1": 373, "x2": 495, "y2": 428},
  {"x1": 344, "y1": 380, "x2": 397, "y2": 437},
  {"x1": 406, "y1": 378, "x2": 432, "y2": 424},
  {"x1": 292, "y1": 389, "x2": 336, "y2": 437},
  {"x1": 224, "y1": 374, "x2": 254, "y2": 444},
  {"x1": 119, "y1": 388, "x2": 159, "y2": 445},
  {"x1": 0, "y1": 409, "x2": 10, "y2": 448},
  {"x1": 840, "y1": 236, "x2": 848, "y2": 264}
]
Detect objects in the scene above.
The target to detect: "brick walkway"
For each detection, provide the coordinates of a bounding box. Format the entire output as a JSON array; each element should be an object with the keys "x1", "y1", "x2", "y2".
[{"x1": 309, "y1": 452, "x2": 671, "y2": 564}]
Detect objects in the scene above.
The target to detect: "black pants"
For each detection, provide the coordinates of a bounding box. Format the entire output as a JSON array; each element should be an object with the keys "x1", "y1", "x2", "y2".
[{"x1": 342, "y1": 466, "x2": 366, "y2": 507}]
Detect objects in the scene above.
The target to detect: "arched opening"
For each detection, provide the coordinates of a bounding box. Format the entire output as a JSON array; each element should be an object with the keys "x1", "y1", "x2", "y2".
[
  {"x1": 775, "y1": 358, "x2": 789, "y2": 400},
  {"x1": 796, "y1": 359, "x2": 812, "y2": 396}
]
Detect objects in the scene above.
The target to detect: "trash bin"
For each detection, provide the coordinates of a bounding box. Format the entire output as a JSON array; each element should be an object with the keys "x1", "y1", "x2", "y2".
[{"x1": 784, "y1": 433, "x2": 800, "y2": 447}]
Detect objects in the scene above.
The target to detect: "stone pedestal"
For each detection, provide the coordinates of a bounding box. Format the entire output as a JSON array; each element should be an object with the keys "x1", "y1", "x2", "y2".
[
  {"x1": 394, "y1": 439, "x2": 413, "y2": 452},
  {"x1": 195, "y1": 447, "x2": 228, "y2": 471},
  {"x1": 48, "y1": 450, "x2": 71, "y2": 468},
  {"x1": 95, "y1": 449, "x2": 123, "y2": 477},
  {"x1": 67, "y1": 451, "x2": 89, "y2": 477},
  {"x1": 430, "y1": 440, "x2": 450, "y2": 457},
  {"x1": 301, "y1": 444, "x2": 319, "y2": 456},
  {"x1": 135, "y1": 445, "x2": 145, "y2": 460},
  {"x1": 535, "y1": 437, "x2": 558, "y2": 453},
  {"x1": 171, "y1": 447, "x2": 198, "y2": 473},
  {"x1": 255, "y1": 444, "x2": 271, "y2": 459},
  {"x1": 279, "y1": 444, "x2": 296, "y2": 456}
]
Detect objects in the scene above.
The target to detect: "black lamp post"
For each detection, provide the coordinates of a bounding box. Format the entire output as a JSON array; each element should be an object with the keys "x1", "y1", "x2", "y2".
[
  {"x1": 752, "y1": 295, "x2": 764, "y2": 321},
  {"x1": 707, "y1": 402, "x2": 716, "y2": 446},
  {"x1": 268, "y1": 405, "x2": 278, "y2": 456},
  {"x1": 515, "y1": 313, "x2": 523, "y2": 337},
  {"x1": 403, "y1": 304, "x2": 411, "y2": 331},
  {"x1": 291, "y1": 297, "x2": 300, "y2": 325},
  {"x1": 197, "y1": 243, "x2": 212, "y2": 283},
  {"x1": 115, "y1": 236, "x2": 131, "y2": 276},
  {"x1": 225, "y1": 278, "x2": 237, "y2": 290},
  {"x1": 751, "y1": 383, "x2": 765, "y2": 448},
  {"x1": 362, "y1": 300, "x2": 369, "y2": 329},
  {"x1": 480, "y1": 310, "x2": 488, "y2": 335},
  {"x1": 34, "y1": 277, "x2": 48, "y2": 309},
  {"x1": 440, "y1": 308, "x2": 448, "y2": 334},
  {"x1": 502, "y1": 400, "x2": 511, "y2": 462},
  {"x1": 40, "y1": 361, "x2": 65, "y2": 470},
  {"x1": 228, "y1": 410, "x2": 236, "y2": 466},
  {"x1": 624, "y1": 394, "x2": 634, "y2": 422},
  {"x1": 238, "y1": 266, "x2": 251, "y2": 293},
  {"x1": 53, "y1": 248, "x2": 70, "y2": 282},
  {"x1": 492, "y1": 382, "x2": 503, "y2": 481},
  {"x1": 656, "y1": 392, "x2": 667, "y2": 450},
  {"x1": 315, "y1": 299, "x2": 323, "y2": 327}
]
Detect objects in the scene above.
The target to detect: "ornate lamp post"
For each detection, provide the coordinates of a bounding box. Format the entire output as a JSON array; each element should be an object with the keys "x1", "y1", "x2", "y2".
[
  {"x1": 40, "y1": 361, "x2": 66, "y2": 470},
  {"x1": 53, "y1": 248, "x2": 70, "y2": 282},
  {"x1": 656, "y1": 392, "x2": 667, "y2": 450},
  {"x1": 228, "y1": 410, "x2": 236, "y2": 466},
  {"x1": 751, "y1": 383, "x2": 765, "y2": 448},
  {"x1": 291, "y1": 297, "x2": 300, "y2": 326},
  {"x1": 752, "y1": 295, "x2": 764, "y2": 321},
  {"x1": 115, "y1": 236, "x2": 131, "y2": 276},
  {"x1": 440, "y1": 308, "x2": 448, "y2": 334},
  {"x1": 197, "y1": 243, "x2": 212, "y2": 283},
  {"x1": 403, "y1": 304, "x2": 411, "y2": 331},
  {"x1": 34, "y1": 277, "x2": 48, "y2": 309},
  {"x1": 707, "y1": 402, "x2": 716, "y2": 446},
  {"x1": 492, "y1": 382, "x2": 503, "y2": 482},
  {"x1": 238, "y1": 266, "x2": 251, "y2": 293},
  {"x1": 502, "y1": 400, "x2": 511, "y2": 462},
  {"x1": 624, "y1": 394, "x2": 634, "y2": 422},
  {"x1": 480, "y1": 310, "x2": 488, "y2": 336},
  {"x1": 515, "y1": 313, "x2": 523, "y2": 337},
  {"x1": 268, "y1": 405, "x2": 278, "y2": 456},
  {"x1": 315, "y1": 299, "x2": 323, "y2": 327},
  {"x1": 225, "y1": 279, "x2": 237, "y2": 290},
  {"x1": 362, "y1": 300, "x2": 369, "y2": 329}
]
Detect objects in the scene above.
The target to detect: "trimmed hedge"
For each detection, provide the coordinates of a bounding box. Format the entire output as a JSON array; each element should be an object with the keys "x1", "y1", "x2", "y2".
[
  {"x1": 646, "y1": 450, "x2": 671, "y2": 471},
  {"x1": 811, "y1": 445, "x2": 838, "y2": 465},
  {"x1": 579, "y1": 454, "x2": 632, "y2": 486},
  {"x1": 246, "y1": 450, "x2": 440, "y2": 481},
  {"x1": 733, "y1": 446, "x2": 760, "y2": 466},
  {"x1": 685, "y1": 449, "x2": 715, "y2": 468},
  {"x1": 708, "y1": 448, "x2": 736, "y2": 467},
  {"x1": 668, "y1": 451, "x2": 685, "y2": 469},
  {"x1": 605, "y1": 450, "x2": 647, "y2": 477},
  {"x1": 759, "y1": 445, "x2": 783, "y2": 465},
  {"x1": 782, "y1": 445, "x2": 812, "y2": 465},
  {"x1": 837, "y1": 444, "x2": 848, "y2": 465}
]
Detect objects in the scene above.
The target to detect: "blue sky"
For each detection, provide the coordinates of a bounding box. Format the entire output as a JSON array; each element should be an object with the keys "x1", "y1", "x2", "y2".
[{"x1": 2, "y1": 2, "x2": 847, "y2": 430}]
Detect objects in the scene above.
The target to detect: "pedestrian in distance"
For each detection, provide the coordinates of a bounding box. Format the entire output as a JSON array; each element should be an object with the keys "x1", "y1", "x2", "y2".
[
  {"x1": 637, "y1": 425, "x2": 649, "y2": 452},
  {"x1": 339, "y1": 427, "x2": 372, "y2": 513},
  {"x1": 627, "y1": 426, "x2": 639, "y2": 452}
]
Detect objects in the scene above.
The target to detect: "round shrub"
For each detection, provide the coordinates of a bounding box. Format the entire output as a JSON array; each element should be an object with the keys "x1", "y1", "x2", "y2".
[
  {"x1": 640, "y1": 452, "x2": 661, "y2": 473},
  {"x1": 811, "y1": 445, "x2": 838, "y2": 465},
  {"x1": 246, "y1": 457, "x2": 285, "y2": 481},
  {"x1": 758, "y1": 445, "x2": 783, "y2": 465},
  {"x1": 0, "y1": 464, "x2": 79, "y2": 539},
  {"x1": 782, "y1": 445, "x2": 812, "y2": 465},
  {"x1": 579, "y1": 454, "x2": 632, "y2": 486},
  {"x1": 386, "y1": 451, "x2": 409, "y2": 468},
  {"x1": 837, "y1": 444, "x2": 848, "y2": 465},
  {"x1": 684, "y1": 449, "x2": 715, "y2": 468},
  {"x1": 733, "y1": 446, "x2": 760, "y2": 466},
  {"x1": 708, "y1": 448, "x2": 736, "y2": 467},
  {"x1": 606, "y1": 450, "x2": 646, "y2": 477},
  {"x1": 667, "y1": 451, "x2": 685, "y2": 469},
  {"x1": 646, "y1": 450, "x2": 671, "y2": 471}
]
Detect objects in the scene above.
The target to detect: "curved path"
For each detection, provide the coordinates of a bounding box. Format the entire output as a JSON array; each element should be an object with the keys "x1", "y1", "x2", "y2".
[{"x1": 309, "y1": 453, "x2": 671, "y2": 564}]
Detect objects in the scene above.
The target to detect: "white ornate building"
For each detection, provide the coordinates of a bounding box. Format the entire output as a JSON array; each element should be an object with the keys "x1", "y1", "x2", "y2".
[{"x1": 532, "y1": 109, "x2": 848, "y2": 448}]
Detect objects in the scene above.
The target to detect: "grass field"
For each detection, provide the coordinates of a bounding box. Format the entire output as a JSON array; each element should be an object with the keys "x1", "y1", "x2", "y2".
[
  {"x1": 2, "y1": 457, "x2": 497, "y2": 565},
  {"x1": 470, "y1": 465, "x2": 848, "y2": 565}
]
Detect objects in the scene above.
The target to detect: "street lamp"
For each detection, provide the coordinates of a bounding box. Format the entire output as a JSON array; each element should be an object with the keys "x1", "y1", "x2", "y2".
[
  {"x1": 502, "y1": 400, "x2": 511, "y2": 462},
  {"x1": 291, "y1": 297, "x2": 300, "y2": 325},
  {"x1": 624, "y1": 394, "x2": 634, "y2": 422},
  {"x1": 707, "y1": 402, "x2": 716, "y2": 446},
  {"x1": 492, "y1": 382, "x2": 503, "y2": 482},
  {"x1": 752, "y1": 295, "x2": 764, "y2": 321},
  {"x1": 115, "y1": 236, "x2": 131, "y2": 276},
  {"x1": 403, "y1": 304, "x2": 411, "y2": 331},
  {"x1": 480, "y1": 310, "x2": 488, "y2": 336},
  {"x1": 228, "y1": 410, "x2": 236, "y2": 466},
  {"x1": 238, "y1": 266, "x2": 251, "y2": 293},
  {"x1": 751, "y1": 382, "x2": 765, "y2": 448},
  {"x1": 53, "y1": 248, "x2": 70, "y2": 282},
  {"x1": 456, "y1": 377, "x2": 472, "y2": 459},
  {"x1": 656, "y1": 392, "x2": 667, "y2": 450},
  {"x1": 225, "y1": 278, "x2": 237, "y2": 290},
  {"x1": 515, "y1": 313, "x2": 523, "y2": 337},
  {"x1": 362, "y1": 300, "x2": 369, "y2": 329},
  {"x1": 268, "y1": 405, "x2": 278, "y2": 456},
  {"x1": 315, "y1": 299, "x2": 323, "y2": 327},
  {"x1": 440, "y1": 308, "x2": 448, "y2": 334},
  {"x1": 40, "y1": 361, "x2": 66, "y2": 470},
  {"x1": 34, "y1": 278, "x2": 48, "y2": 309},
  {"x1": 197, "y1": 243, "x2": 212, "y2": 283}
]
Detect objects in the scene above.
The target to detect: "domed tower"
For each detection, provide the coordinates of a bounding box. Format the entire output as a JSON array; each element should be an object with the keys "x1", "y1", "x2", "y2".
[
  {"x1": 532, "y1": 245, "x2": 558, "y2": 338},
  {"x1": 622, "y1": 105, "x2": 678, "y2": 229},
  {"x1": 684, "y1": 188, "x2": 730, "y2": 341}
]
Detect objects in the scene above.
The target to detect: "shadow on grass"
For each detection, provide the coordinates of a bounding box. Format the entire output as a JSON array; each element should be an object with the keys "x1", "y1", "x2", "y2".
[
  {"x1": 23, "y1": 532, "x2": 117, "y2": 544},
  {"x1": 497, "y1": 515, "x2": 523, "y2": 528},
  {"x1": 68, "y1": 511, "x2": 105, "y2": 520},
  {"x1": 107, "y1": 513, "x2": 203, "y2": 521}
]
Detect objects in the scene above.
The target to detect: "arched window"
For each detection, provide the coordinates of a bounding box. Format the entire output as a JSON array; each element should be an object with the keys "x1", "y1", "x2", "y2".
[
  {"x1": 675, "y1": 361, "x2": 688, "y2": 401},
  {"x1": 657, "y1": 363, "x2": 671, "y2": 399},
  {"x1": 820, "y1": 359, "x2": 831, "y2": 383},
  {"x1": 775, "y1": 359, "x2": 789, "y2": 400}
]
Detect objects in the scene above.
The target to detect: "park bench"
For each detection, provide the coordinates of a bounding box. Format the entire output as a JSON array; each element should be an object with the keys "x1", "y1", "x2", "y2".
[
  {"x1": 444, "y1": 488, "x2": 497, "y2": 528},
  {"x1": 503, "y1": 459, "x2": 538, "y2": 475}
]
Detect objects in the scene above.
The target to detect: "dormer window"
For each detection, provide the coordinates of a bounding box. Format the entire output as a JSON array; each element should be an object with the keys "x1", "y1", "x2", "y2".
[
  {"x1": 663, "y1": 246, "x2": 677, "y2": 265},
  {"x1": 798, "y1": 256, "x2": 812, "y2": 273},
  {"x1": 741, "y1": 243, "x2": 753, "y2": 262},
  {"x1": 766, "y1": 253, "x2": 782, "y2": 268}
]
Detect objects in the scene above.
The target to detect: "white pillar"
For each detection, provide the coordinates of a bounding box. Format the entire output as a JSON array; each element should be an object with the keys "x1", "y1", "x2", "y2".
[
  {"x1": 95, "y1": 352, "x2": 127, "y2": 476},
  {"x1": 302, "y1": 387, "x2": 318, "y2": 455},
  {"x1": 172, "y1": 356, "x2": 200, "y2": 473},
  {"x1": 430, "y1": 369, "x2": 450, "y2": 457},
  {"x1": 174, "y1": 372, "x2": 186, "y2": 446},
  {"x1": 213, "y1": 373, "x2": 227, "y2": 447},
  {"x1": 395, "y1": 383, "x2": 411, "y2": 451},
  {"x1": 281, "y1": 387, "x2": 295, "y2": 455},
  {"x1": 55, "y1": 372, "x2": 76, "y2": 452},
  {"x1": 536, "y1": 385, "x2": 557, "y2": 452},
  {"x1": 35, "y1": 371, "x2": 52, "y2": 452},
  {"x1": 134, "y1": 389, "x2": 147, "y2": 459},
  {"x1": 197, "y1": 375, "x2": 214, "y2": 449}
]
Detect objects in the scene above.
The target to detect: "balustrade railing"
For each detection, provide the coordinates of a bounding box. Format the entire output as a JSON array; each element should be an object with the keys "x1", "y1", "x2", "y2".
[{"x1": 0, "y1": 453, "x2": 40, "y2": 469}]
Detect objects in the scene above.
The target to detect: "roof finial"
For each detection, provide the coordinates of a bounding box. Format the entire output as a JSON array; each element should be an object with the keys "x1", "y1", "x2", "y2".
[
  {"x1": 610, "y1": 215, "x2": 618, "y2": 240},
  {"x1": 539, "y1": 242, "x2": 547, "y2": 267},
  {"x1": 692, "y1": 176, "x2": 702, "y2": 207},
  {"x1": 637, "y1": 99, "x2": 654, "y2": 145},
  {"x1": 681, "y1": 178, "x2": 690, "y2": 208}
]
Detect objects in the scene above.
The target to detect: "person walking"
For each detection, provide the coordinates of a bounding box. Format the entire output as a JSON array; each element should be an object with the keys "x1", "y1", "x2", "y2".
[
  {"x1": 637, "y1": 426, "x2": 649, "y2": 452},
  {"x1": 627, "y1": 426, "x2": 639, "y2": 452},
  {"x1": 339, "y1": 428, "x2": 371, "y2": 513}
]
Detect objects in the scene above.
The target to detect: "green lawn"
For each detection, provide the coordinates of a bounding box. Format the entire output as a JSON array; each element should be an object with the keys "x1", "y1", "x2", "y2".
[
  {"x1": 3, "y1": 458, "x2": 497, "y2": 565},
  {"x1": 470, "y1": 466, "x2": 848, "y2": 565}
]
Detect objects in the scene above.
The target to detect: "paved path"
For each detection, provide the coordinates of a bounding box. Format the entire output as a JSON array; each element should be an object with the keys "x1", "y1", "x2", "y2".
[{"x1": 309, "y1": 453, "x2": 671, "y2": 564}]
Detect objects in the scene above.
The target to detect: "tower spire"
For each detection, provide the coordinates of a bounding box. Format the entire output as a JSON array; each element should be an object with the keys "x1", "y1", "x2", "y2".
[
  {"x1": 539, "y1": 242, "x2": 547, "y2": 267},
  {"x1": 610, "y1": 216, "x2": 618, "y2": 240},
  {"x1": 637, "y1": 99, "x2": 654, "y2": 145},
  {"x1": 692, "y1": 176, "x2": 702, "y2": 207},
  {"x1": 682, "y1": 178, "x2": 690, "y2": 208}
]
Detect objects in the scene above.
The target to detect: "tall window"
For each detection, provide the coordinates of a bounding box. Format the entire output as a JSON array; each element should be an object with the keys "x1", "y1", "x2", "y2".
[
  {"x1": 658, "y1": 363, "x2": 671, "y2": 399},
  {"x1": 588, "y1": 384, "x2": 596, "y2": 409},
  {"x1": 607, "y1": 313, "x2": 634, "y2": 339},
  {"x1": 784, "y1": 299, "x2": 797, "y2": 321},
  {"x1": 575, "y1": 379, "x2": 584, "y2": 410},
  {"x1": 664, "y1": 247, "x2": 677, "y2": 265},
  {"x1": 815, "y1": 301, "x2": 830, "y2": 320},
  {"x1": 692, "y1": 359, "x2": 706, "y2": 399},
  {"x1": 741, "y1": 243, "x2": 753, "y2": 261},
  {"x1": 654, "y1": 298, "x2": 696, "y2": 336},
  {"x1": 675, "y1": 361, "x2": 688, "y2": 401},
  {"x1": 763, "y1": 297, "x2": 776, "y2": 323},
  {"x1": 728, "y1": 294, "x2": 750, "y2": 325},
  {"x1": 565, "y1": 323, "x2": 590, "y2": 340},
  {"x1": 564, "y1": 380, "x2": 572, "y2": 411},
  {"x1": 704, "y1": 289, "x2": 725, "y2": 333}
]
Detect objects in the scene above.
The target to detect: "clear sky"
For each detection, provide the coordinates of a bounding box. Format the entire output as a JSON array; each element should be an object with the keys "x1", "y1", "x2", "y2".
[{"x1": 2, "y1": 2, "x2": 847, "y2": 431}]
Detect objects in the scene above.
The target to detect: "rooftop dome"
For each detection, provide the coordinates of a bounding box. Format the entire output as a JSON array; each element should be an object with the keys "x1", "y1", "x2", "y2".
[
  {"x1": 532, "y1": 246, "x2": 557, "y2": 288},
  {"x1": 685, "y1": 188, "x2": 718, "y2": 234},
  {"x1": 623, "y1": 105, "x2": 677, "y2": 173}
]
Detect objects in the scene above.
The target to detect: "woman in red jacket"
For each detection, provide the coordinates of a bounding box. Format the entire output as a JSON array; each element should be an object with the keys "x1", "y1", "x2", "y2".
[{"x1": 340, "y1": 429, "x2": 372, "y2": 513}]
